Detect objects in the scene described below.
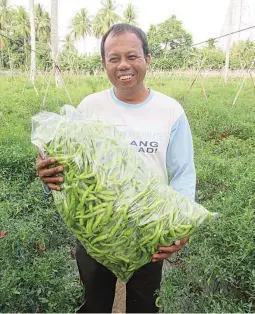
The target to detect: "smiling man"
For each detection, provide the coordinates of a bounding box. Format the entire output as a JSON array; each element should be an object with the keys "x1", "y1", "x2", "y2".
[
  {"x1": 36, "y1": 23, "x2": 196, "y2": 313},
  {"x1": 102, "y1": 30, "x2": 150, "y2": 103}
]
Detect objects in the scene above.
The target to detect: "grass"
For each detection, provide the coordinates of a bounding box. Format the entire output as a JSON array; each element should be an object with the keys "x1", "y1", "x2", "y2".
[{"x1": 0, "y1": 73, "x2": 254, "y2": 312}]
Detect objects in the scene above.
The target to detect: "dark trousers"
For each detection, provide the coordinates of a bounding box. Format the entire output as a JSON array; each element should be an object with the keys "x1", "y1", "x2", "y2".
[{"x1": 75, "y1": 240, "x2": 163, "y2": 313}]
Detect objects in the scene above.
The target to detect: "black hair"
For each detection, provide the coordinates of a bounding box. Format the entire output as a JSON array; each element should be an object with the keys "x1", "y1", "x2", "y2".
[{"x1": 101, "y1": 23, "x2": 149, "y2": 61}]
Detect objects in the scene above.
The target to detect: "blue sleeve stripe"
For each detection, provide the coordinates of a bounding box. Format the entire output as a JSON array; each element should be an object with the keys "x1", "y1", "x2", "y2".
[{"x1": 166, "y1": 113, "x2": 196, "y2": 200}]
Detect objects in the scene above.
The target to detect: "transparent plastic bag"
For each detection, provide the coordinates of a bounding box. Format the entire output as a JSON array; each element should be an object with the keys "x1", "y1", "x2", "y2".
[{"x1": 31, "y1": 105, "x2": 217, "y2": 282}]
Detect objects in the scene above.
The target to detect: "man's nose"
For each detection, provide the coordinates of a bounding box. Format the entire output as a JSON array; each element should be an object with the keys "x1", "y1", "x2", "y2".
[{"x1": 117, "y1": 58, "x2": 130, "y2": 70}]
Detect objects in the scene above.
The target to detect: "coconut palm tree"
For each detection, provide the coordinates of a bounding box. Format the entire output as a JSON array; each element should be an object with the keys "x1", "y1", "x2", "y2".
[
  {"x1": 12, "y1": 6, "x2": 30, "y2": 39},
  {"x1": 123, "y1": 3, "x2": 137, "y2": 25},
  {"x1": 0, "y1": 0, "x2": 12, "y2": 67},
  {"x1": 92, "y1": 13, "x2": 104, "y2": 39},
  {"x1": 35, "y1": 3, "x2": 50, "y2": 42},
  {"x1": 92, "y1": 0, "x2": 120, "y2": 53},
  {"x1": 29, "y1": 0, "x2": 36, "y2": 81},
  {"x1": 12, "y1": 6, "x2": 30, "y2": 64},
  {"x1": 208, "y1": 38, "x2": 216, "y2": 49},
  {"x1": 94, "y1": 0, "x2": 120, "y2": 34},
  {"x1": 92, "y1": 14, "x2": 105, "y2": 53},
  {"x1": 70, "y1": 8, "x2": 91, "y2": 54},
  {"x1": 0, "y1": 0, "x2": 11, "y2": 32},
  {"x1": 62, "y1": 33, "x2": 75, "y2": 52}
]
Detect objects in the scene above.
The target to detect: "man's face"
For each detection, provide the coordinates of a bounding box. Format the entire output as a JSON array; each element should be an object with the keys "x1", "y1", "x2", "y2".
[{"x1": 102, "y1": 32, "x2": 151, "y2": 92}]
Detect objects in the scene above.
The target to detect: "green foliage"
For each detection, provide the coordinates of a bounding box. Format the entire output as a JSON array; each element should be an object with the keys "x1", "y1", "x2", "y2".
[
  {"x1": 152, "y1": 77, "x2": 255, "y2": 313},
  {"x1": 158, "y1": 15, "x2": 192, "y2": 52},
  {"x1": 59, "y1": 52, "x2": 103, "y2": 74},
  {"x1": 97, "y1": 0, "x2": 121, "y2": 30},
  {"x1": 11, "y1": 6, "x2": 30, "y2": 40},
  {"x1": 150, "y1": 47, "x2": 194, "y2": 71},
  {"x1": 1, "y1": 0, "x2": 255, "y2": 73},
  {"x1": 36, "y1": 42, "x2": 51, "y2": 71},
  {"x1": 83, "y1": 54, "x2": 104, "y2": 73},
  {"x1": 207, "y1": 38, "x2": 216, "y2": 49},
  {"x1": 0, "y1": 0, "x2": 12, "y2": 33},
  {"x1": 148, "y1": 15, "x2": 192, "y2": 59},
  {"x1": 0, "y1": 76, "x2": 102, "y2": 312},
  {"x1": 202, "y1": 47, "x2": 226, "y2": 70},
  {"x1": 147, "y1": 25, "x2": 161, "y2": 57},
  {"x1": 230, "y1": 40, "x2": 255, "y2": 70},
  {"x1": 160, "y1": 145, "x2": 255, "y2": 312},
  {"x1": 1, "y1": 33, "x2": 27, "y2": 69},
  {"x1": 123, "y1": 3, "x2": 137, "y2": 25},
  {"x1": 70, "y1": 8, "x2": 92, "y2": 41},
  {"x1": 147, "y1": 15, "x2": 196, "y2": 71},
  {"x1": 92, "y1": 13, "x2": 105, "y2": 39},
  {"x1": 0, "y1": 178, "x2": 83, "y2": 312},
  {"x1": 35, "y1": 3, "x2": 51, "y2": 43},
  {"x1": 62, "y1": 34, "x2": 76, "y2": 52},
  {"x1": 0, "y1": 75, "x2": 254, "y2": 312},
  {"x1": 93, "y1": 0, "x2": 121, "y2": 37}
]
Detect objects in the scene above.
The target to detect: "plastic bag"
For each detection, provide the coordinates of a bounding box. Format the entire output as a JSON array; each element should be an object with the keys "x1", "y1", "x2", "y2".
[{"x1": 31, "y1": 105, "x2": 217, "y2": 282}]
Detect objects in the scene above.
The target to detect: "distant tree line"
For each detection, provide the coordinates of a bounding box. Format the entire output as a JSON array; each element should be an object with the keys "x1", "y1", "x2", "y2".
[{"x1": 0, "y1": 0, "x2": 254, "y2": 73}]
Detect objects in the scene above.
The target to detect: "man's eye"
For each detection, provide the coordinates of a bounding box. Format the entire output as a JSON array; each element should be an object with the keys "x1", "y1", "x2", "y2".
[
  {"x1": 128, "y1": 55, "x2": 137, "y2": 60},
  {"x1": 110, "y1": 58, "x2": 119, "y2": 62}
]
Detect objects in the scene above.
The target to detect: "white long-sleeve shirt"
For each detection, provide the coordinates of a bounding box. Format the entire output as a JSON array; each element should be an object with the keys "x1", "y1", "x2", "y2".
[{"x1": 77, "y1": 88, "x2": 196, "y2": 200}]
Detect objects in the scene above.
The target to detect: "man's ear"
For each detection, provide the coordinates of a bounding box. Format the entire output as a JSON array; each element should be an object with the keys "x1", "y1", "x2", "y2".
[{"x1": 146, "y1": 54, "x2": 152, "y2": 68}]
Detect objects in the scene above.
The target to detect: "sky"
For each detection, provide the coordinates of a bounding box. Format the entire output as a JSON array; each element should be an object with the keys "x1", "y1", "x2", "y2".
[{"x1": 8, "y1": 0, "x2": 255, "y2": 53}]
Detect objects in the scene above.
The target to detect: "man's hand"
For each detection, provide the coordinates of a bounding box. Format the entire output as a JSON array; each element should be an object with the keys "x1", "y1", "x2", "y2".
[
  {"x1": 36, "y1": 153, "x2": 64, "y2": 191},
  {"x1": 151, "y1": 237, "x2": 189, "y2": 262}
]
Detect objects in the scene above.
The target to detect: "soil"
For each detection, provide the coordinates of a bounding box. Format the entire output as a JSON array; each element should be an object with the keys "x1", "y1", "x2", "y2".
[
  {"x1": 112, "y1": 280, "x2": 126, "y2": 313},
  {"x1": 111, "y1": 261, "x2": 172, "y2": 313}
]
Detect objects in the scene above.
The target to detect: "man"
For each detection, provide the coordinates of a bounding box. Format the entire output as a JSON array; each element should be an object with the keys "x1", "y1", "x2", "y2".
[{"x1": 36, "y1": 23, "x2": 196, "y2": 313}]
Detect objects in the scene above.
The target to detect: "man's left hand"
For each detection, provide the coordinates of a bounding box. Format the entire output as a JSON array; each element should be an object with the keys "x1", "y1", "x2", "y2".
[{"x1": 152, "y1": 237, "x2": 189, "y2": 262}]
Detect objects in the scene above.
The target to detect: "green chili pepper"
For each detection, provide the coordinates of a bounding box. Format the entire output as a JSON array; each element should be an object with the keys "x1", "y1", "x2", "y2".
[
  {"x1": 38, "y1": 119, "x2": 216, "y2": 283},
  {"x1": 91, "y1": 234, "x2": 108, "y2": 245},
  {"x1": 109, "y1": 215, "x2": 123, "y2": 238}
]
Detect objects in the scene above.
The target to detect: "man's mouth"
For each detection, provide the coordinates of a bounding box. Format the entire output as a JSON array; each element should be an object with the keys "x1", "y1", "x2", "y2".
[{"x1": 118, "y1": 74, "x2": 134, "y2": 82}]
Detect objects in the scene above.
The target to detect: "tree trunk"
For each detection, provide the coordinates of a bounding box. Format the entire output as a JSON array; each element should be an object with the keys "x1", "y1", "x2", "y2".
[
  {"x1": 224, "y1": 0, "x2": 234, "y2": 83},
  {"x1": 0, "y1": 43, "x2": 4, "y2": 68},
  {"x1": 84, "y1": 38, "x2": 86, "y2": 55},
  {"x1": 24, "y1": 38, "x2": 28, "y2": 66},
  {"x1": 30, "y1": 0, "x2": 36, "y2": 82},
  {"x1": 51, "y1": 0, "x2": 62, "y2": 87},
  {"x1": 96, "y1": 37, "x2": 101, "y2": 54}
]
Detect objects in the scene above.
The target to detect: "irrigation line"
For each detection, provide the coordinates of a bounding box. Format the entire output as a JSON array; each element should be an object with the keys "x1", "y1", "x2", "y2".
[{"x1": 192, "y1": 25, "x2": 255, "y2": 47}]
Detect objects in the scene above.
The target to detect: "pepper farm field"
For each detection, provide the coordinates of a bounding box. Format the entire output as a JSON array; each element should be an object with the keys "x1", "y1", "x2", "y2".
[{"x1": 0, "y1": 75, "x2": 254, "y2": 313}]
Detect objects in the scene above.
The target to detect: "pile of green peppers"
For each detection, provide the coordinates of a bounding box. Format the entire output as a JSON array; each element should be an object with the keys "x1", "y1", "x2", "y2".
[{"x1": 42, "y1": 121, "x2": 216, "y2": 282}]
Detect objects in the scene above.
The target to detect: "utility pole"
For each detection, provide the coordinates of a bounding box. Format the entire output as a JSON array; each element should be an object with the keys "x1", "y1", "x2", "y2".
[{"x1": 224, "y1": 0, "x2": 235, "y2": 83}]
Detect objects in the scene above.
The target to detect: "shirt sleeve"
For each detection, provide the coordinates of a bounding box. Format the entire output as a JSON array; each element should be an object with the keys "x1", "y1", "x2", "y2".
[{"x1": 166, "y1": 113, "x2": 196, "y2": 200}]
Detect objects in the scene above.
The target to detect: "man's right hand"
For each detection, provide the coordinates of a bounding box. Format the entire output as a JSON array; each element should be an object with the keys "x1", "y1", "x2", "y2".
[{"x1": 36, "y1": 153, "x2": 64, "y2": 191}]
